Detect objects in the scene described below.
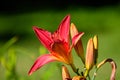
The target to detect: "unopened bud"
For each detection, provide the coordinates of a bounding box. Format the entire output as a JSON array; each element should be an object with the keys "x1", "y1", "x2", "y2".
[
  {"x1": 85, "y1": 38, "x2": 94, "y2": 76},
  {"x1": 62, "y1": 65, "x2": 71, "y2": 80},
  {"x1": 93, "y1": 35, "x2": 98, "y2": 64},
  {"x1": 70, "y1": 23, "x2": 85, "y2": 64}
]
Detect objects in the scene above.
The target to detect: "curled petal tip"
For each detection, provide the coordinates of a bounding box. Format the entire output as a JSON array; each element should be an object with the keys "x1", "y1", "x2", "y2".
[{"x1": 72, "y1": 32, "x2": 84, "y2": 46}]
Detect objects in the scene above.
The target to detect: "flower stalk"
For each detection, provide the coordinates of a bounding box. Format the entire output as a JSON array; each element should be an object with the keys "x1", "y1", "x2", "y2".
[{"x1": 70, "y1": 63, "x2": 80, "y2": 75}]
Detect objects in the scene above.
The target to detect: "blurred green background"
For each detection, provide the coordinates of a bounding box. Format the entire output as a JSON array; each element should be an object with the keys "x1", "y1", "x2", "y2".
[{"x1": 0, "y1": 0, "x2": 120, "y2": 80}]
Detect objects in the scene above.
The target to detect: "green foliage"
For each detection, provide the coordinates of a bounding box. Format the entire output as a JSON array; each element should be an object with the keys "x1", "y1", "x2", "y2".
[{"x1": 0, "y1": 37, "x2": 18, "y2": 80}]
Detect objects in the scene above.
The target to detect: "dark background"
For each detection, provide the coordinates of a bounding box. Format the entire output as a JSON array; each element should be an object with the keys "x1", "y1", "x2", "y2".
[
  {"x1": 0, "y1": 0, "x2": 120, "y2": 14},
  {"x1": 0, "y1": 0, "x2": 120, "y2": 41}
]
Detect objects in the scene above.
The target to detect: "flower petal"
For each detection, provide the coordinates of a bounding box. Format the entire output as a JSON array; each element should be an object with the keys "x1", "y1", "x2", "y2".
[
  {"x1": 33, "y1": 27, "x2": 53, "y2": 51},
  {"x1": 72, "y1": 32, "x2": 84, "y2": 46},
  {"x1": 28, "y1": 54, "x2": 56, "y2": 75},
  {"x1": 70, "y1": 23, "x2": 79, "y2": 38},
  {"x1": 58, "y1": 15, "x2": 70, "y2": 42},
  {"x1": 74, "y1": 40, "x2": 85, "y2": 64}
]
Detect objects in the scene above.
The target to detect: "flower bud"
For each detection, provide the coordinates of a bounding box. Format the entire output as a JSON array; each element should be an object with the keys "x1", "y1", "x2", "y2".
[
  {"x1": 85, "y1": 38, "x2": 94, "y2": 76},
  {"x1": 70, "y1": 23, "x2": 85, "y2": 64},
  {"x1": 93, "y1": 35, "x2": 98, "y2": 65},
  {"x1": 62, "y1": 65, "x2": 71, "y2": 80}
]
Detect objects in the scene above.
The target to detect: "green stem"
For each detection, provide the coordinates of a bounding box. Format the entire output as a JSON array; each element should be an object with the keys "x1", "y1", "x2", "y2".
[
  {"x1": 88, "y1": 74, "x2": 91, "y2": 80},
  {"x1": 84, "y1": 69, "x2": 89, "y2": 77},
  {"x1": 92, "y1": 66, "x2": 98, "y2": 80},
  {"x1": 84, "y1": 69, "x2": 91, "y2": 80},
  {"x1": 70, "y1": 63, "x2": 80, "y2": 75}
]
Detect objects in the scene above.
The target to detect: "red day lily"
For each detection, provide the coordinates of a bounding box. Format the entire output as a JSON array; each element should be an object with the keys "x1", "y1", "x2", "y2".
[{"x1": 28, "y1": 15, "x2": 84, "y2": 75}]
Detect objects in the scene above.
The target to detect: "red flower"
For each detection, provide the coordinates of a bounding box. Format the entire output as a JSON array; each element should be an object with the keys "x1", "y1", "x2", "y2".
[{"x1": 28, "y1": 15, "x2": 84, "y2": 75}]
